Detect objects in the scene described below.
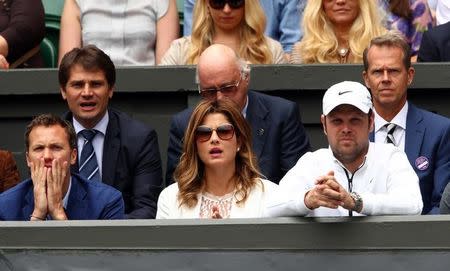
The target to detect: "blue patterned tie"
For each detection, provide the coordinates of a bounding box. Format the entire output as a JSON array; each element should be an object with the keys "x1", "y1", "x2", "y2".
[{"x1": 79, "y1": 129, "x2": 100, "y2": 181}]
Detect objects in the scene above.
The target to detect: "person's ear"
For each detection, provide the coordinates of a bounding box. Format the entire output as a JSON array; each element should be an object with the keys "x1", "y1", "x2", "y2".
[
  {"x1": 407, "y1": 67, "x2": 415, "y2": 86},
  {"x1": 362, "y1": 70, "x2": 370, "y2": 88},
  {"x1": 242, "y1": 62, "x2": 250, "y2": 81},
  {"x1": 321, "y1": 115, "x2": 327, "y2": 135},
  {"x1": 26, "y1": 152, "x2": 31, "y2": 167},
  {"x1": 108, "y1": 86, "x2": 114, "y2": 98},
  {"x1": 70, "y1": 148, "x2": 77, "y2": 165},
  {"x1": 236, "y1": 138, "x2": 242, "y2": 153},
  {"x1": 60, "y1": 87, "x2": 67, "y2": 100}
]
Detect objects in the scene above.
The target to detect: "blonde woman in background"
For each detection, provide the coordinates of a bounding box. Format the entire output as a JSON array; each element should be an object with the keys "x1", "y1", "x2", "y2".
[
  {"x1": 160, "y1": 0, "x2": 285, "y2": 65},
  {"x1": 290, "y1": 0, "x2": 386, "y2": 64}
]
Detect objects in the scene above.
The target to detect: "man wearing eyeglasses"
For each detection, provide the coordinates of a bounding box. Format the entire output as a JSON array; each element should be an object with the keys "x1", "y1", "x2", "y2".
[{"x1": 166, "y1": 44, "x2": 311, "y2": 184}]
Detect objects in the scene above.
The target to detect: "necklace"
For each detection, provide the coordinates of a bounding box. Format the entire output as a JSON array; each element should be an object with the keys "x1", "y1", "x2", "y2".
[{"x1": 338, "y1": 47, "x2": 350, "y2": 63}]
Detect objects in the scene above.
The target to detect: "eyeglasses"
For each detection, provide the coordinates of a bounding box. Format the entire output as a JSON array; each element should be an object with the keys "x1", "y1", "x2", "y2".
[
  {"x1": 208, "y1": 0, "x2": 245, "y2": 10},
  {"x1": 199, "y1": 76, "x2": 242, "y2": 99},
  {"x1": 195, "y1": 124, "x2": 235, "y2": 142}
]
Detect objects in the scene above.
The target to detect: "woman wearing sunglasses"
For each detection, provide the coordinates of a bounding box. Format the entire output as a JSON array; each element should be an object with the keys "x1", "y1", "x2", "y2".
[
  {"x1": 157, "y1": 99, "x2": 277, "y2": 219},
  {"x1": 160, "y1": 0, "x2": 286, "y2": 65}
]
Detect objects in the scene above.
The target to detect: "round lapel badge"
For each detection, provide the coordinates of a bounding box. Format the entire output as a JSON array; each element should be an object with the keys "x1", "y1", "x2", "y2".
[{"x1": 415, "y1": 156, "x2": 429, "y2": 171}]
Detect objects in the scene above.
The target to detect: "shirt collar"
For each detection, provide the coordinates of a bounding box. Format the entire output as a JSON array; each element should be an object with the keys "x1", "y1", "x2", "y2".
[
  {"x1": 328, "y1": 144, "x2": 369, "y2": 173},
  {"x1": 73, "y1": 111, "x2": 109, "y2": 135},
  {"x1": 374, "y1": 101, "x2": 408, "y2": 132}
]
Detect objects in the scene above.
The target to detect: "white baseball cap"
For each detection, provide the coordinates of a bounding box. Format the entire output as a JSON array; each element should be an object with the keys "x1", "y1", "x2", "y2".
[{"x1": 322, "y1": 81, "x2": 373, "y2": 115}]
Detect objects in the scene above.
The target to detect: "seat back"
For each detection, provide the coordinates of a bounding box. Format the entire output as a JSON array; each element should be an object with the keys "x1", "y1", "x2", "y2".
[
  {"x1": 41, "y1": 0, "x2": 64, "y2": 67},
  {"x1": 42, "y1": 0, "x2": 64, "y2": 21},
  {"x1": 40, "y1": 37, "x2": 58, "y2": 68}
]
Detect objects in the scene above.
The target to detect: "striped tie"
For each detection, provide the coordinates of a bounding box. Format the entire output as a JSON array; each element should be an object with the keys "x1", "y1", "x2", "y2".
[
  {"x1": 385, "y1": 123, "x2": 397, "y2": 146},
  {"x1": 79, "y1": 129, "x2": 100, "y2": 181}
]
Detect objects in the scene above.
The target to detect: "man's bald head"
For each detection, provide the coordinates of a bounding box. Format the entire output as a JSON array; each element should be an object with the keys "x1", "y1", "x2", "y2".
[
  {"x1": 195, "y1": 44, "x2": 250, "y2": 110},
  {"x1": 197, "y1": 44, "x2": 242, "y2": 82}
]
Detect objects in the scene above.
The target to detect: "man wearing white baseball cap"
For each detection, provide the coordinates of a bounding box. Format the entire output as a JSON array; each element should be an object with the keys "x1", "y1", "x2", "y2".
[{"x1": 266, "y1": 81, "x2": 423, "y2": 217}]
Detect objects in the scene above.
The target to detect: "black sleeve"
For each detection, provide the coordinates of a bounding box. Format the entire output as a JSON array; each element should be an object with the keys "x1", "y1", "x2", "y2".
[
  {"x1": 417, "y1": 30, "x2": 439, "y2": 62},
  {"x1": 0, "y1": 0, "x2": 45, "y2": 63}
]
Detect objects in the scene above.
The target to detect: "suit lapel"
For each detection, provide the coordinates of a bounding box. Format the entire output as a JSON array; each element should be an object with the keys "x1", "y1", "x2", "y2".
[
  {"x1": 63, "y1": 111, "x2": 81, "y2": 174},
  {"x1": 102, "y1": 110, "x2": 120, "y2": 186},
  {"x1": 405, "y1": 104, "x2": 425, "y2": 165},
  {"x1": 246, "y1": 91, "x2": 269, "y2": 158},
  {"x1": 65, "y1": 175, "x2": 88, "y2": 219},
  {"x1": 22, "y1": 186, "x2": 35, "y2": 219}
]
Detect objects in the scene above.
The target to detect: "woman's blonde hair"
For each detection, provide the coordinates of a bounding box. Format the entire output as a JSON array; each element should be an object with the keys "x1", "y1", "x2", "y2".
[
  {"x1": 174, "y1": 99, "x2": 261, "y2": 208},
  {"x1": 187, "y1": 0, "x2": 273, "y2": 64},
  {"x1": 297, "y1": 0, "x2": 386, "y2": 63}
]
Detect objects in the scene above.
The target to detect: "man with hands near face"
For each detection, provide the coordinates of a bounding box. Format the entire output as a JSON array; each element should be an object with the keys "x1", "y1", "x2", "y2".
[
  {"x1": 0, "y1": 114, "x2": 124, "y2": 221},
  {"x1": 267, "y1": 81, "x2": 423, "y2": 217},
  {"x1": 29, "y1": 148, "x2": 71, "y2": 221}
]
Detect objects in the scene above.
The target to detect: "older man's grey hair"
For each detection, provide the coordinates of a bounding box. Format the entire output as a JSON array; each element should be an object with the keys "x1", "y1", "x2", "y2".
[{"x1": 195, "y1": 53, "x2": 251, "y2": 85}]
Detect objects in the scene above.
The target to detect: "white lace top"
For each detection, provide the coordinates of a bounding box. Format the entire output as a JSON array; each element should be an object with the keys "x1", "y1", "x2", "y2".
[
  {"x1": 156, "y1": 178, "x2": 278, "y2": 219},
  {"x1": 199, "y1": 191, "x2": 235, "y2": 218}
]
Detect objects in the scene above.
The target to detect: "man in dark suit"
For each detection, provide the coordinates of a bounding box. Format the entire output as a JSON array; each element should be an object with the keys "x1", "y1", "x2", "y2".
[
  {"x1": 59, "y1": 45, "x2": 163, "y2": 219},
  {"x1": 0, "y1": 114, "x2": 124, "y2": 221},
  {"x1": 363, "y1": 32, "x2": 450, "y2": 214},
  {"x1": 166, "y1": 44, "x2": 310, "y2": 184},
  {"x1": 417, "y1": 21, "x2": 450, "y2": 62}
]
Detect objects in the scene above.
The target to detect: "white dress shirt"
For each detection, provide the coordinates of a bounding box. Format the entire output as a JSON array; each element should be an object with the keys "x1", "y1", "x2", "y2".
[
  {"x1": 73, "y1": 112, "x2": 109, "y2": 178},
  {"x1": 374, "y1": 102, "x2": 408, "y2": 151}
]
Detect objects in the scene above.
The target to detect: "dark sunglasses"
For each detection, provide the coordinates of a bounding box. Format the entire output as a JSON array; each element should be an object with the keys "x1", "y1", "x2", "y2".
[
  {"x1": 199, "y1": 76, "x2": 242, "y2": 99},
  {"x1": 195, "y1": 124, "x2": 235, "y2": 142},
  {"x1": 208, "y1": 0, "x2": 245, "y2": 10}
]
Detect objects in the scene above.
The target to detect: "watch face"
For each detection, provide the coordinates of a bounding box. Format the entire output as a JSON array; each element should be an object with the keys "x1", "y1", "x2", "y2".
[{"x1": 351, "y1": 192, "x2": 362, "y2": 212}]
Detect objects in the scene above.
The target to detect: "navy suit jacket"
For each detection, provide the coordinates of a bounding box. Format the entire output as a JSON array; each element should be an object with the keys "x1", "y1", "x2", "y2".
[
  {"x1": 64, "y1": 108, "x2": 163, "y2": 219},
  {"x1": 0, "y1": 174, "x2": 124, "y2": 220},
  {"x1": 370, "y1": 104, "x2": 450, "y2": 214},
  {"x1": 418, "y1": 21, "x2": 450, "y2": 62},
  {"x1": 166, "y1": 90, "x2": 311, "y2": 184}
]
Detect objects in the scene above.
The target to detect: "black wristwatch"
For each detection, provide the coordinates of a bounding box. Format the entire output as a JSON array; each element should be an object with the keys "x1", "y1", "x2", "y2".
[{"x1": 350, "y1": 192, "x2": 363, "y2": 213}]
